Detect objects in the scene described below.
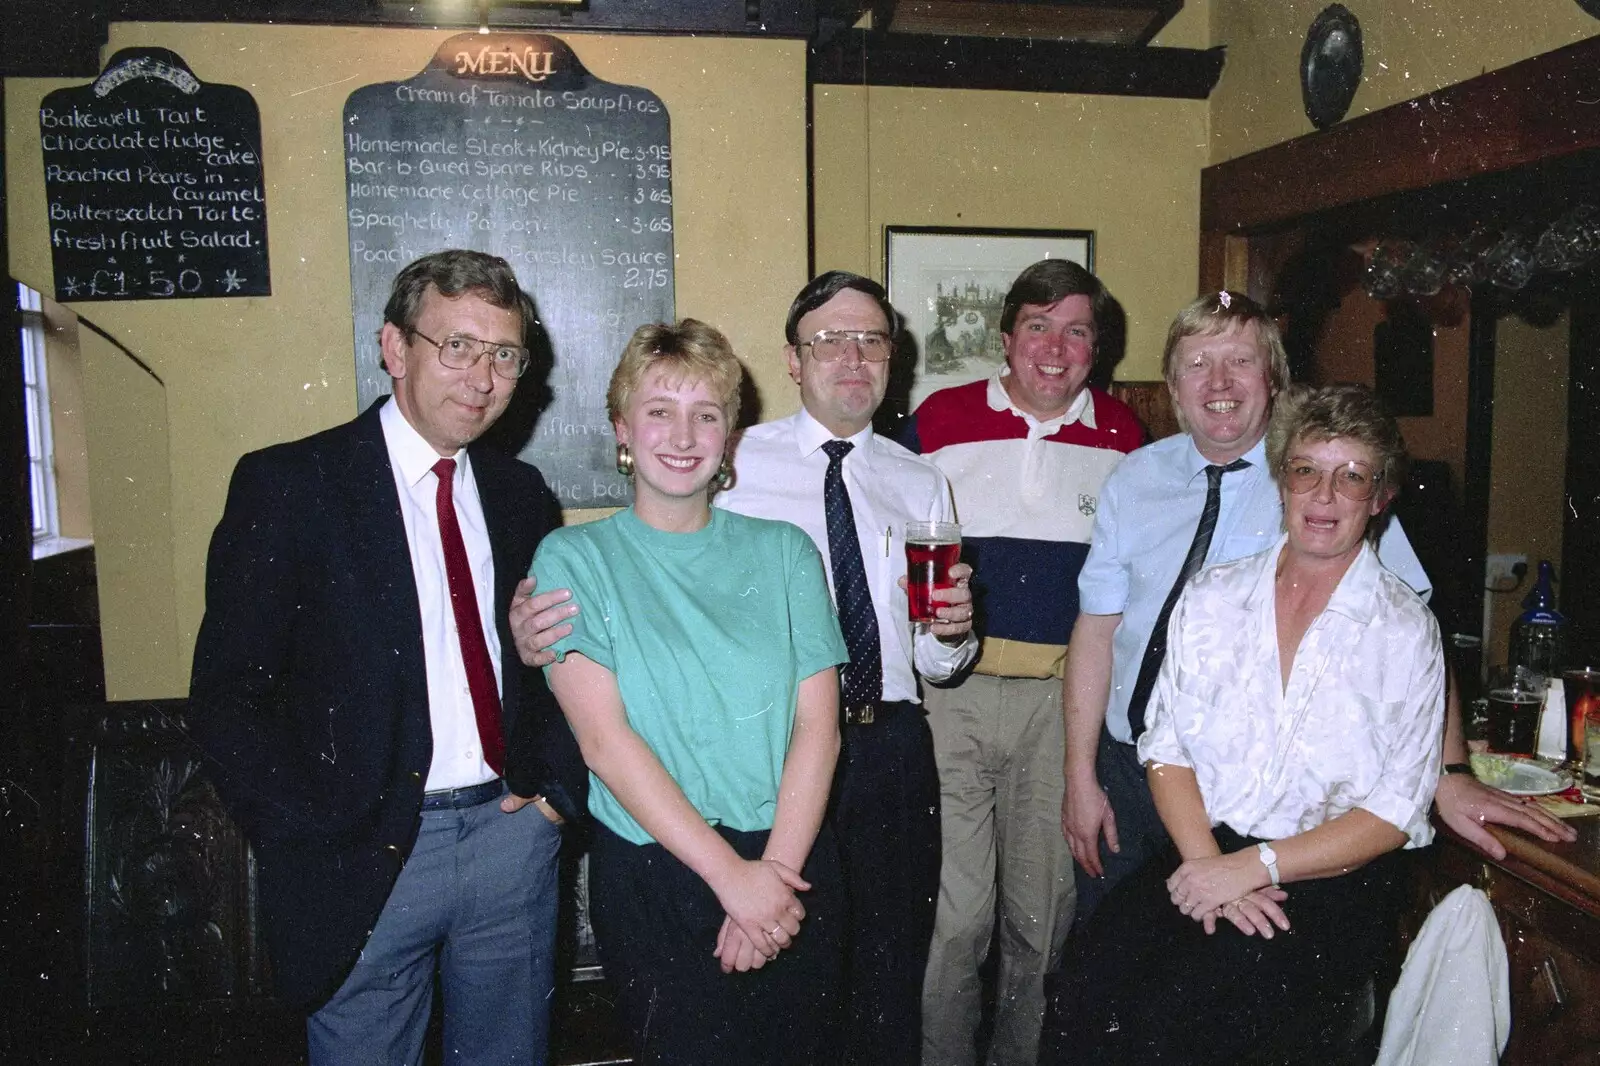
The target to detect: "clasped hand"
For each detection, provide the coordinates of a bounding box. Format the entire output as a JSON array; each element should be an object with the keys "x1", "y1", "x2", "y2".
[
  {"x1": 896, "y1": 562, "x2": 976, "y2": 643},
  {"x1": 711, "y1": 857, "x2": 809, "y2": 974},
  {"x1": 1166, "y1": 852, "x2": 1291, "y2": 939}
]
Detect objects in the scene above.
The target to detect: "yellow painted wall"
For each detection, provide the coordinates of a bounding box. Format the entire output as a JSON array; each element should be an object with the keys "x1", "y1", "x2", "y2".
[
  {"x1": 1209, "y1": 0, "x2": 1599, "y2": 163},
  {"x1": 811, "y1": 88, "x2": 1209, "y2": 382},
  {"x1": 79, "y1": 326, "x2": 179, "y2": 697},
  {"x1": 7, "y1": 23, "x2": 808, "y2": 698},
  {"x1": 810, "y1": 4, "x2": 1211, "y2": 385},
  {"x1": 1485, "y1": 311, "x2": 1569, "y2": 668}
]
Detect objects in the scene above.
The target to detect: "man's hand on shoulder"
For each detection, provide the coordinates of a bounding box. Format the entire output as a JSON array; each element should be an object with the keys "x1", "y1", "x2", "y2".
[
  {"x1": 510, "y1": 576, "x2": 578, "y2": 668},
  {"x1": 1434, "y1": 770, "x2": 1576, "y2": 860}
]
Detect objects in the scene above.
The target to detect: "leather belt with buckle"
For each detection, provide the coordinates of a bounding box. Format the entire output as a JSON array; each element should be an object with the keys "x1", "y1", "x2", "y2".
[
  {"x1": 420, "y1": 777, "x2": 504, "y2": 810},
  {"x1": 843, "y1": 703, "x2": 877, "y2": 725}
]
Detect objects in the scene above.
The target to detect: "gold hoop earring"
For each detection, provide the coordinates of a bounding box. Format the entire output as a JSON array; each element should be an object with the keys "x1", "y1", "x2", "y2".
[
  {"x1": 714, "y1": 456, "x2": 734, "y2": 491},
  {"x1": 616, "y1": 443, "x2": 634, "y2": 477}
]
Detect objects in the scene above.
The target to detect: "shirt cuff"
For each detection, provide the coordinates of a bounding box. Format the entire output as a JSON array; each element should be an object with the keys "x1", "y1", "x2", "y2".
[
  {"x1": 913, "y1": 627, "x2": 977, "y2": 681},
  {"x1": 1134, "y1": 728, "x2": 1188, "y2": 769},
  {"x1": 1359, "y1": 787, "x2": 1435, "y2": 850}
]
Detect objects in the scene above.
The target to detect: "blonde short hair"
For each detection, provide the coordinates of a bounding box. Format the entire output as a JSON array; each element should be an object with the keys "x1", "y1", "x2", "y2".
[
  {"x1": 1161, "y1": 291, "x2": 1290, "y2": 394},
  {"x1": 1267, "y1": 383, "x2": 1409, "y2": 542},
  {"x1": 607, "y1": 319, "x2": 744, "y2": 425}
]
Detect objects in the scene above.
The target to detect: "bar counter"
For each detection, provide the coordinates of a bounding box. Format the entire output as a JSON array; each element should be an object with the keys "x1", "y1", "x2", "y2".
[{"x1": 1418, "y1": 813, "x2": 1600, "y2": 1063}]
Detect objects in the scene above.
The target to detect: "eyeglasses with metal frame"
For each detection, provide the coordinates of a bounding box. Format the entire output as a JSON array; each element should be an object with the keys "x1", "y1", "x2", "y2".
[
  {"x1": 1282, "y1": 457, "x2": 1384, "y2": 501},
  {"x1": 797, "y1": 329, "x2": 893, "y2": 363},
  {"x1": 410, "y1": 329, "x2": 531, "y2": 380}
]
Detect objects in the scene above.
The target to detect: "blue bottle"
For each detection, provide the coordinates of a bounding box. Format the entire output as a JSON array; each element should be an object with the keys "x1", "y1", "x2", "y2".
[{"x1": 1509, "y1": 560, "x2": 1567, "y2": 677}]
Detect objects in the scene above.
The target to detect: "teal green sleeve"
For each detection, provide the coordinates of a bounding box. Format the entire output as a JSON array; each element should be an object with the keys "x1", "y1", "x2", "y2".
[
  {"x1": 530, "y1": 532, "x2": 616, "y2": 674},
  {"x1": 783, "y1": 525, "x2": 849, "y2": 682}
]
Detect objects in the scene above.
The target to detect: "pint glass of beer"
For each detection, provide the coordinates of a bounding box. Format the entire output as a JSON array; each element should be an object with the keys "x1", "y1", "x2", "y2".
[{"x1": 905, "y1": 521, "x2": 961, "y2": 626}]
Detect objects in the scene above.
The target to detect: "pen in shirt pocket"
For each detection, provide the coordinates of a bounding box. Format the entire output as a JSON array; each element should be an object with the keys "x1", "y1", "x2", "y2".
[{"x1": 884, "y1": 527, "x2": 891, "y2": 557}]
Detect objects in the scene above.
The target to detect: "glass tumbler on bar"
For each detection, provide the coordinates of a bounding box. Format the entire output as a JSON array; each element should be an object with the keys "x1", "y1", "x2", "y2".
[
  {"x1": 905, "y1": 521, "x2": 961, "y2": 626},
  {"x1": 1564, "y1": 666, "x2": 1600, "y2": 767},
  {"x1": 1585, "y1": 716, "x2": 1600, "y2": 802},
  {"x1": 1486, "y1": 666, "x2": 1545, "y2": 757}
]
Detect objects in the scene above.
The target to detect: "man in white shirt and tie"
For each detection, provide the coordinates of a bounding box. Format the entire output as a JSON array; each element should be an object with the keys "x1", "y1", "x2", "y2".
[
  {"x1": 191, "y1": 250, "x2": 584, "y2": 1065},
  {"x1": 515, "y1": 271, "x2": 977, "y2": 1066}
]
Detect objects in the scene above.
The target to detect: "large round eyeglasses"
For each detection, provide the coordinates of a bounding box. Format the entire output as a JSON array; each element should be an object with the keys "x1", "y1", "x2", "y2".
[
  {"x1": 798, "y1": 329, "x2": 893, "y2": 363},
  {"x1": 411, "y1": 329, "x2": 531, "y2": 380},
  {"x1": 1281, "y1": 457, "x2": 1383, "y2": 502}
]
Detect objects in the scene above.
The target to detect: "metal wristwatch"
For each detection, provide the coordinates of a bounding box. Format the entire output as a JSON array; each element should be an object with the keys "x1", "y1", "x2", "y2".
[{"x1": 1256, "y1": 841, "x2": 1280, "y2": 886}]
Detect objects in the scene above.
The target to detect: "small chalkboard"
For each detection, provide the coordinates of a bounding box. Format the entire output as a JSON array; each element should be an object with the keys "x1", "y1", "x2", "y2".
[
  {"x1": 39, "y1": 48, "x2": 271, "y2": 302},
  {"x1": 346, "y1": 33, "x2": 674, "y2": 508}
]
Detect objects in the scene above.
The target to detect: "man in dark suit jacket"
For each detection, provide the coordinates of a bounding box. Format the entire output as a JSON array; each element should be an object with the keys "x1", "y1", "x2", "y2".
[{"x1": 190, "y1": 250, "x2": 585, "y2": 1065}]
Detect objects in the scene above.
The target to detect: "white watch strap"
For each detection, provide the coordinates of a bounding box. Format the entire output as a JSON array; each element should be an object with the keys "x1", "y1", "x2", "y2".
[{"x1": 1257, "y1": 842, "x2": 1280, "y2": 886}]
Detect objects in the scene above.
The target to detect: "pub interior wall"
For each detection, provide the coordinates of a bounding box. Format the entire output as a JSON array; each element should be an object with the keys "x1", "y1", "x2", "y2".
[
  {"x1": 1485, "y1": 311, "x2": 1570, "y2": 669},
  {"x1": 1305, "y1": 291, "x2": 1471, "y2": 494},
  {"x1": 810, "y1": 85, "x2": 1209, "y2": 385},
  {"x1": 1207, "y1": 0, "x2": 1598, "y2": 164},
  {"x1": 809, "y1": 1, "x2": 1212, "y2": 385},
  {"x1": 6, "y1": 23, "x2": 809, "y2": 698},
  {"x1": 8, "y1": 6, "x2": 1595, "y2": 698}
]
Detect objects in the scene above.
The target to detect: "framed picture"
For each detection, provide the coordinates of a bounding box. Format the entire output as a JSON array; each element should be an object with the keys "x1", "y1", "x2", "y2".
[{"x1": 884, "y1": 226, "x2": 1093, "y2": 413}]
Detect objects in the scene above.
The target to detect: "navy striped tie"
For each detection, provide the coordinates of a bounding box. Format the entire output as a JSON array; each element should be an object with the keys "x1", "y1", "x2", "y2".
[
  {"x1": 1126, "y1": 457, "x2": 1250, "y2": 739},
  {"x1": 822, "y1": 440, "x2": 883, "y2": 711}
]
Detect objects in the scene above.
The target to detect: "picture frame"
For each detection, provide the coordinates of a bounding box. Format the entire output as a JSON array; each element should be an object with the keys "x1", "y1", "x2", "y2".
[{"x1": 884, "y1": 225, "x2": 1094, "y2": 413}]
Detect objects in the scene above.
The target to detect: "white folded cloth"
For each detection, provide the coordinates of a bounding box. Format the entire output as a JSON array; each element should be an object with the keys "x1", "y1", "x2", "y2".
[{"x1": 1375, "y1": 884, "x2": 1509, "y2": 1066}]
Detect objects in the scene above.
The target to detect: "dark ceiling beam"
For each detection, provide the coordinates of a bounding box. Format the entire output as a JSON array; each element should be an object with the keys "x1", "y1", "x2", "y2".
[
  {"x1": 1201, "y1": 33, "x2": 1600, "y2": 234},
  {"x1": 815, "y1": 0, "x2": 873, "y2": 45},
  {"x1": 4, "y1": 2, "x2": 110, "y2": 77},
  {"x1": 1130, "y1": 0, "x2": 1183, "y2": 46},
  {"x1": 867, "y1": 1, "x2": 899, "y2": 39},
  {"x1": 811, "y1": 28, "x2": 1224, "y2": 98},
  {"x1": 1, "y1": 0, "x2": 823, "y2": 76}
]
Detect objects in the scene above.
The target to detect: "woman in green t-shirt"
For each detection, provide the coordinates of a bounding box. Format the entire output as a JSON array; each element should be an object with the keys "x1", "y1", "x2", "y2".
[{"x1": 532, "y1": 319, "x2": 848, "y2": 1065}]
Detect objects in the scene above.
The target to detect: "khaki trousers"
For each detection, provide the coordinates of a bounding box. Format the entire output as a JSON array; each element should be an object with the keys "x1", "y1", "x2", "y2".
[{"x1": 921, "y1": 674, "x2": 1076, "y2": 1066}]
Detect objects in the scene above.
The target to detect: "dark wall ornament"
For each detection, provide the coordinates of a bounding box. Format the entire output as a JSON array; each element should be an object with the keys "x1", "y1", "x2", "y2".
[
  {"x1": 39, "y1": 48, "x2": 271, "y2": 302},
  {"x1": 1301, "y1": 5, "x2": 1363, "y2": 131}
]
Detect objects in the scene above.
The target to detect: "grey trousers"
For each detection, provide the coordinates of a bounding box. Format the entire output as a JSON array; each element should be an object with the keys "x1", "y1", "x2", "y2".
[
  {"x1": 920, "y1": 673, "x2": 1077, "y2": 1066},
  {"x1": 306, "y1": 794, "x2": 563, "y2": 1066}
]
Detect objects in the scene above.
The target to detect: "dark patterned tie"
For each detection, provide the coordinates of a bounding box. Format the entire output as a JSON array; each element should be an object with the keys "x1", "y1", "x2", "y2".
[
  {"x1": 1126, "y1": 457, "x2": 1250, "y2": 739},
  {"x1": 433, "y1": 458, "x2": 506, "y2": 774},
  {"x1": 821, "y1": 440, "x2": 883, "y2": 711}
]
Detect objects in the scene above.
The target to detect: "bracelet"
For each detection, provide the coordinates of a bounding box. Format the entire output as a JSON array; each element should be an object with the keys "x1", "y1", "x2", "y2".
[{"x1": 1442, "y1": 762, "x2": 1474, "y2": 776}]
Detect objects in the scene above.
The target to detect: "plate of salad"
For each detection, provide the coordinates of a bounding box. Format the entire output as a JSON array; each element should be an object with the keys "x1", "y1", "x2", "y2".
[{"x1": 1469, "y1": 753, "x2": 1572, "y2": 796}]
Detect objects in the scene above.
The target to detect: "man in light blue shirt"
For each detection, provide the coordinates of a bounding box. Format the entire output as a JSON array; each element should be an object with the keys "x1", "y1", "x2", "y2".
[{"x1": 1060, "y1": 291, "x2": 1574, "y2": 923}]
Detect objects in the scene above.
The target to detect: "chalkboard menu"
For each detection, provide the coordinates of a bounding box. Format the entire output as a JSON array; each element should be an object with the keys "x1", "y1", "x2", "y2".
[
  {"x1": 39, "y1": 48, "x2": 271, "y2": 302},
  {"x1": 346, "y1": 33, "x2": 674, "y2": 508}
]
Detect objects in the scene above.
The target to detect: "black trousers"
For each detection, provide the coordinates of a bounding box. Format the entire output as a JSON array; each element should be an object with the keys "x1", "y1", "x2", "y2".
[
  {"x1": 1040, "y1": 825, "x2": 1408, "y2": 1066},
  {"x1": 588, "y1": 821, "x2": 845, "y2": 1066},
  {"x1": 1071, "y1": 728, "x2": 1171, "y2": 927},
  {"x1": 831, "y1": 701, "x2": 942, "y2": 1066}
]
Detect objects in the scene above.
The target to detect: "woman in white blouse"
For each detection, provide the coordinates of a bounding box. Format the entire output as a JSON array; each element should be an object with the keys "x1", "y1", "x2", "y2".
[{"x1": 1042, "y1": 384, "x2": 1445, "y2": 1064}]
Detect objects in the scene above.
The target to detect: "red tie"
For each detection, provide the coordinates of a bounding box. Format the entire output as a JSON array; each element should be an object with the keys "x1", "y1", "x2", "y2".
[{"x1": 432, "y1": 458, "x2": 505, "y2": 775}]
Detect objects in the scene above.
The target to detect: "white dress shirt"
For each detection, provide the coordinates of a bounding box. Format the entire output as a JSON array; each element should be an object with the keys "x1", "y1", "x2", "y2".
[
  {"x1": 380, "y1": 399, "x2": 503, "y2": 791},
  {"x1": 717, "y1": 408, "x2": 977, "y2": 702},
  {"x1": 1137, "y1": 537, "x2": 1445, "y2": 849}
]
